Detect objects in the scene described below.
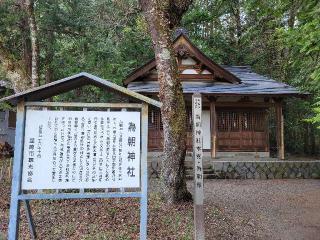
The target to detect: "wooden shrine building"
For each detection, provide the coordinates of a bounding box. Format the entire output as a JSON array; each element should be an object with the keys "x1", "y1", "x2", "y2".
[{"x1": 123, "y1": 33, "x2": 308, "y2": 159}]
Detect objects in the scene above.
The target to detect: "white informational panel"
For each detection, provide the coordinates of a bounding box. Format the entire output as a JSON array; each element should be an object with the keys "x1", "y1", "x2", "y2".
[{"x1": 21, "y1": 110, "x2": 140, "y2": 190}]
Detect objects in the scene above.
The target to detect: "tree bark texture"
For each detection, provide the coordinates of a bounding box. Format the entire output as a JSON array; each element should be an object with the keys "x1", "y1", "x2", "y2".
[
  {"x1": 25, "y1": 0, "x2": 40, "y2": 87},
  {"x1": 140, "y1": 0, "x2": 193, "y2": 203},
  {"x1": 44, "y1": 30, "x2": 55, "y2": 84},
  {"x1": 0, "y1": 0, "x2": 32, "y2": 92},
  {"x1": 19, "y1": 15, "x2": 32, "y2": 79},
  {"x1": 0, "y1": 41, "x2": 31, "y2": 92}
]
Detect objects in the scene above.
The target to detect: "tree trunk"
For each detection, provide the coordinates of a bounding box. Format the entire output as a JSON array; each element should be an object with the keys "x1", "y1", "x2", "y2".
[
  {"x1": 288, "y1": 0, "x2": 299, "y2": 29},
  {"x1": 0, "y1": 43, "x2": 31, "y2": 92},
  {"x1": 19, "y1": 15, "x2": 32, "y2": 79},
  {"x1": 44, "y1": 31, "x2": 55, "y2": 84},
  {"x1": 0, "y1": 0, "x2": 32, "y2": 92},
  {"x1": 140, "y1": 0, "x2": 193, "y2": 203},
  {"x1": 25, "y1": 0, "x2": 40, "y2": 87}
]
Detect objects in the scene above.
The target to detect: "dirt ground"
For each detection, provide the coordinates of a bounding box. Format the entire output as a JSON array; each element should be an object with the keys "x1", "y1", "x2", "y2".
[
  {"x1": 199, "y1": 179, "x2": 320, "y2": 240},
  {"x1": 1, "y1": 178, "x2": 320, "y2": 239}
]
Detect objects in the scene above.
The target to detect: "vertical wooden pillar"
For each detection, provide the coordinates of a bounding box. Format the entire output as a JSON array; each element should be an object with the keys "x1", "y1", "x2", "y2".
[
  {"x1": 264, "y1": 110, "x2": 270, "y2": 153},
  {"x1": 275, "y1": 99, "x2": 285, "y2": 160},
  {"x1": 209, "y1": 97, "x2": 217, "y2": 159}
]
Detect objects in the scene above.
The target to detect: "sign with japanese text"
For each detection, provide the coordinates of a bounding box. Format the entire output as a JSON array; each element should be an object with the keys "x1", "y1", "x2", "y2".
[
  {"x1": 192, "y1": 93, "x2": 205, "y2": 240},
  {"x1": 192, "y1": 95, "x2": 204, "y2": 203},
  {"x1": 21, "y1": 110, "x2": 140, "y2": 190}
]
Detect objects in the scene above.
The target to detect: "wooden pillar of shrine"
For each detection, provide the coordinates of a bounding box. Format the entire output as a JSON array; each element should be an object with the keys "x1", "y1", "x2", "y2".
[
  {"x1": 209, "y1": 97, "x2": 217, "y2": 159},
  {"x1": 275, "y1": 98, "x2": 285, "y2": 160}
]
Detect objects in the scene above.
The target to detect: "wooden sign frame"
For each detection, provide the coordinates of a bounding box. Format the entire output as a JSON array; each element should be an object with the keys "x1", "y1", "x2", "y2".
[{"x1": 8, "y1": 101, "x2": 149, "y2": 240}]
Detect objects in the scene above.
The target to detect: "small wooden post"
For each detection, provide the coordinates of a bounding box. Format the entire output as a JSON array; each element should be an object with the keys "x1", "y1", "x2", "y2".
[
  {"x1": 192, "y1": 93, "x2": 205, "y2": 240},
  {"x1": 209, "y1": 98, "x2": 217, "y2": 159},
  {"x1": 275, "y1": 99, "x2": 285, "y2": 160}
]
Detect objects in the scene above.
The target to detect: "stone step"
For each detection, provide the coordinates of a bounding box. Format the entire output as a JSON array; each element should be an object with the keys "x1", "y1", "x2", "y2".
[
  {"x1": 186, "y1": 169, "x2": 214, "y2": 175},
  {"x1": 185, "y1": 164, "x2": 212, "y2": 169},
  {"x1": 186, "y1": 173, "x2": 220, "y2": 180}
]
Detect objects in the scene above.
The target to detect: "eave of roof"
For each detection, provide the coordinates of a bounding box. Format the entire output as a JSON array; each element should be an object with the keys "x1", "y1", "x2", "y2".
[
  {"x1": 124, "y1": 59, "x2": 156, "y2": 86},
  {"x1": 0, "y1": 72, "x2": 161, "y2": 107},
  {"x1": 127, "y1": 66, "x2": 309, "y2": 98}
]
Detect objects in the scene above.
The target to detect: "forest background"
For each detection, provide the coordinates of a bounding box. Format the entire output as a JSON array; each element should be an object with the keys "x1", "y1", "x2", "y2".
[{"x1": 0, "y1": 0, "x2": 319, "y2": 155}]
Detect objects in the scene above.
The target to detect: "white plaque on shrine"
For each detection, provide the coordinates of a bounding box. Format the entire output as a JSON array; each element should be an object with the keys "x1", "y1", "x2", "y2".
[{"x1": 21, "y1": 110, "x2": 141, "y2": 190}]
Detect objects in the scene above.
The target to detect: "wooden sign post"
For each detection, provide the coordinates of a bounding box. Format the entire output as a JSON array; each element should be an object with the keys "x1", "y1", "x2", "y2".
[{"x1": 192, "y1": 93, "x2": 205, "y2": 240}]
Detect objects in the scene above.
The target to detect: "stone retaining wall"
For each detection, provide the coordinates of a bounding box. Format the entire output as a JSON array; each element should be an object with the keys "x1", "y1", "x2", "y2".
[{"x1": 212, "y1": 161, "x2": 320, "y2": 179}]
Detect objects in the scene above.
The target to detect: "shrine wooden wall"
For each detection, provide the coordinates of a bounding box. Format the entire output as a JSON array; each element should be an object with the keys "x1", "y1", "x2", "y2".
[{"x1": 147, "y1": 107, "x2": 269, "y2": 153}]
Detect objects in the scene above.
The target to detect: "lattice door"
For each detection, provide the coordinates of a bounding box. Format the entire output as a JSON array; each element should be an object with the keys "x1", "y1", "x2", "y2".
[
  {"x1": 148, "y1": 107, "x2": 163, "y2": 151},
  {"x1": 148, "y1": 107, "x2": 193, "y2": 151},
  {"x1": 217, "y1": 109, "x2": 268, "y2": 151}
]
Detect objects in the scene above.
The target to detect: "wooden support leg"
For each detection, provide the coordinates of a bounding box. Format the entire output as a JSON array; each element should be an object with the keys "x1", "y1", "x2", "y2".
[{"x1": 24, "y1": 200, "x2": 37, "y2": 239}]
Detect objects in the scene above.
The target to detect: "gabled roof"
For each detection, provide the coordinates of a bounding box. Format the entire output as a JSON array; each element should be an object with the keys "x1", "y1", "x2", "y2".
[
  {"x1": 127, "y1": 66, "x2": 308, "y2": 97},
  {"x1": 123, "y1": 33, "x2": 241, "y2": 85},
  {"x1": 0, "y1": 72, "x2": 161, "y2": 107}
]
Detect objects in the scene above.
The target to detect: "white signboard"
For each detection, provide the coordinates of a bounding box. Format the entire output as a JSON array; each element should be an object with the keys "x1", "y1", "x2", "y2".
[
  {"x1": 192, "y1": 93, "x2": 205, "y2": 240},
  {"x1": 192, "y1": 94, "x2": 204, "y2": 204},
  {"x1": 21, "y1": 110, "x2": 140, "y2": 190}
]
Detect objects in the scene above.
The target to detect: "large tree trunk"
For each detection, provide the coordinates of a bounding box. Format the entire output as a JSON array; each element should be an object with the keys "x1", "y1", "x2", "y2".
[
  {"x1": 25, "y1": 0, "x2": 40, "y2": 87},
  {"x1": 19, "y1": 15, "x2": 32, "y2": 79},
  {"x1": 0, "y1": 0, "x2": 32, "y2": 92},
  {"x1": 140, "y1": 0, "x2": 193, "y2": 203},
  {"x1": 44, "y1": 30, "x2": 55, "y2": 84},
  {"x1": 0, "y1": 43, "x2": 31, "y2": 92}
]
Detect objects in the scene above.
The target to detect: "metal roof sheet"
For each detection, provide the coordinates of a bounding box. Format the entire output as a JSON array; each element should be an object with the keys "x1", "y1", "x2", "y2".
[{"x1": 127, "y1": 66, "x2": 307, "y2": 97}]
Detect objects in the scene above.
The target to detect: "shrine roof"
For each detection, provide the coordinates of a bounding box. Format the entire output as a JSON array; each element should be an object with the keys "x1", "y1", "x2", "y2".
[
  {"x1": 123, "y1": 33, "x2": 241, "y2": 85},
  {"x1": 127, "y1": 66, "x2": 308, "y2": 97}
]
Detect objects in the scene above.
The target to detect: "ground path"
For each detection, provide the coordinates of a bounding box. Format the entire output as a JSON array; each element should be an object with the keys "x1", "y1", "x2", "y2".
[
  {"x1": 195, "y1": 179, "x2": 320, "y2": 240},
  {"x1": 1, "y1": 178, "x2": 319, "y2": 239}
]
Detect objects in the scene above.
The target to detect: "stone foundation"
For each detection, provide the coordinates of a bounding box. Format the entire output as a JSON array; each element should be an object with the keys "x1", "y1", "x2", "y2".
[
  {"x1": 212, "y1": 161, "x2": 320, "y2": 179},
  {"x1": 149, "y1": 157, "x2": 320, "y2": 180}
]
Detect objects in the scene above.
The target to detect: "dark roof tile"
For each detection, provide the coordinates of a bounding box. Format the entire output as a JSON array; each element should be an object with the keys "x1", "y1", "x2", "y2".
[{"x1": 127, "y1": 66, "x2": 307, "y2": 97}]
